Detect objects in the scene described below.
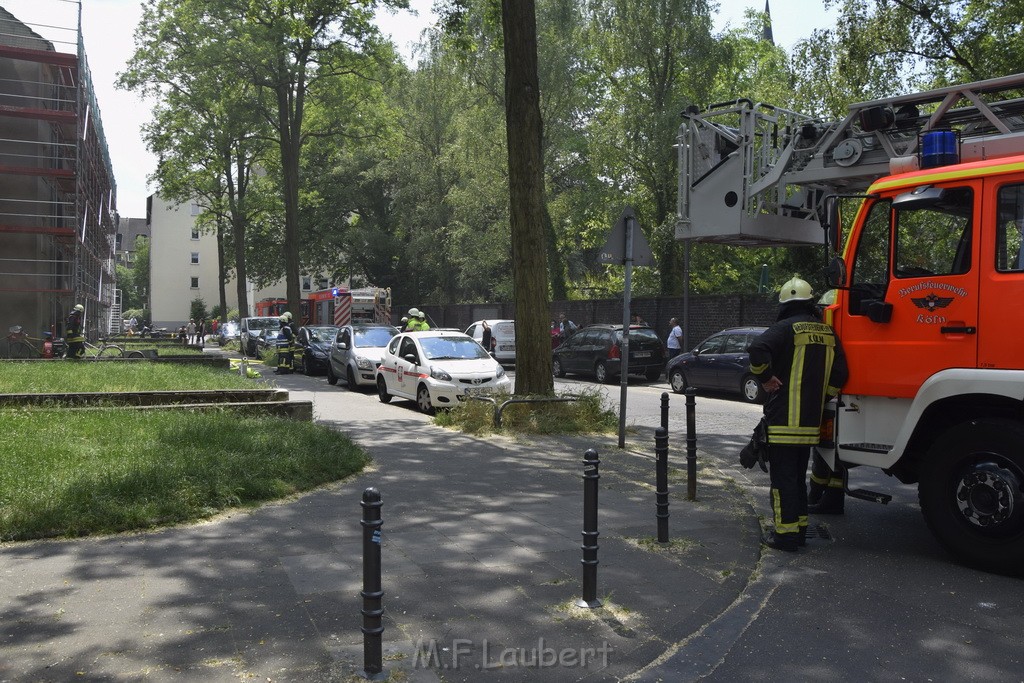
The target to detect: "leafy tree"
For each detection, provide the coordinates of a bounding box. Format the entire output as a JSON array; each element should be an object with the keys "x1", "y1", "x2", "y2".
[{"x1": 189, "y1": 296, "x2": 208, "y2": 322}]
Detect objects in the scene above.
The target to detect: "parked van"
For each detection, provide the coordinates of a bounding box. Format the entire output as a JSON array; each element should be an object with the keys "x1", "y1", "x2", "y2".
[{"x1": 465, "y1": 319, "x2": 516, "y2": 364}]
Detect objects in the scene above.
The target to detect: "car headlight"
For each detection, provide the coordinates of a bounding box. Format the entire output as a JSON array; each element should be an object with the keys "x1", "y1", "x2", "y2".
[
  {"x1": 355, "y1": 356, "x2": 373, "y2": 370},
  {"x1": 495, "y1": 366, "x2": 506, "y2": 378},
  {"x1": 430, "y1": 367, "x2": 452, "y2": 381}
]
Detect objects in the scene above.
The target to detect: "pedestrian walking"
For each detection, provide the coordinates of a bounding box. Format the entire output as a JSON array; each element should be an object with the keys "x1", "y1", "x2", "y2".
[
  {"x1": 197, "y1": 318, "x2": 206, "y2": 346},
  {"x1": 186, "y1": 319, "x2": 196, "y2": 345},
  {"x1": 666, "y1": 317, "x2": 683, "y2": 358},
  {"x1": 481, "y1": 320, "x2": 494, "y2": 356},
  {"x1": 748, "y1": 276, "x2": 848, "y2": 551}
]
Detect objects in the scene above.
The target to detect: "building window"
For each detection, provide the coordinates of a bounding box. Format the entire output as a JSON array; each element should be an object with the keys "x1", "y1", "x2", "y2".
[
  {"x1": 190, "y1": 277, "x2": 199, "y2": 289},
  {"x1": 302, "y1": 276, "x2": 312, "y2": 291},
  {"x1": 190, "y1": 202, "x2": 202, "y2": 216},
  {"x1": 126, "y1": 252, "x2": 134, "y2": 264},
  {"x1": 191, "y1": 228, "x2": 200, "y2": 240},
  {"x1": 115, "y1": 233, "x2": 123, "y2": 249},
  {"x1": 191, "y1": 252, "x2": 200, "y2": 264}
]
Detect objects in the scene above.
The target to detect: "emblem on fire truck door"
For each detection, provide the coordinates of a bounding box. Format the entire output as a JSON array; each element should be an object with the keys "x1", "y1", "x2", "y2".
[{"x1": 910, "y1": 293, "x2": 954, "y2": 311}]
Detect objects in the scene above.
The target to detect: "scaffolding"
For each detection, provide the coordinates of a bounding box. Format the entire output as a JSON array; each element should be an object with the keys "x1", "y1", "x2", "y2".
[{"x1": 0, "y1": 1, "x2": 116, "y2": 341}]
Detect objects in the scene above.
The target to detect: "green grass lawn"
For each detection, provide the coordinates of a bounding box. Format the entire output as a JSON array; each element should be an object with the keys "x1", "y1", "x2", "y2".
[
  {"x1": 0, "y1": 409, "x2": 368, "y2": 540},
  {"x1": 0, "y1": 360, "x2": 256, "y2": 393}
]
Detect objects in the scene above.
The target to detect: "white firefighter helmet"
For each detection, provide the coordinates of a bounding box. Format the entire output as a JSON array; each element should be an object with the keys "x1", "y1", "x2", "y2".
[
  {"x1": 74, "y1": 304, "x2": 84, "y2": 312},
  {"x1": 408, "y1": 308, "x2": 421, "y2": 318},
  {"x1": 779, "y1": 276, "x2": 814, "y2": 303}
]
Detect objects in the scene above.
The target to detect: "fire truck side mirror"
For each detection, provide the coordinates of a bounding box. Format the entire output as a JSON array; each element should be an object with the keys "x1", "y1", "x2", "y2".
[
  {"x1": 822, "y1": 195, "x2": 842, "y2": 252},
  {"x1": 825, "y1": 256, "x2": 847, "y2": 288}
]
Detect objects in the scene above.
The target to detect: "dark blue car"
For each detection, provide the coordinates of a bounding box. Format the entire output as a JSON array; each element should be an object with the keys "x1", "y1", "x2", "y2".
[{"x1": 666, "y1": 326, "x2": 768, "y2": 403}]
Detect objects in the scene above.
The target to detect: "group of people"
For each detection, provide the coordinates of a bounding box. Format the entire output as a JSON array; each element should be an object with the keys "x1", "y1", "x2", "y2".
[
  {"x1": 400, "y1": 308, "x2": 430, "y2": 332},
  {"x1": 176, "y1": 318, "x2": 207, "y2": 346}
]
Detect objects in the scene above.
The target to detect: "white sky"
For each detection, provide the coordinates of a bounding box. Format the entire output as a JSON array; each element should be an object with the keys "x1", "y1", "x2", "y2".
[{"x1": 1, "y1": 0, "x2": 836, "y2": 218}]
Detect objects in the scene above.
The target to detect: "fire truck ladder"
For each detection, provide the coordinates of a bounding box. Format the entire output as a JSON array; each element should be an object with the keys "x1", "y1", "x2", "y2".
[{"x1": 677, "y1": 72, "x2": 1024, "y2": 246}]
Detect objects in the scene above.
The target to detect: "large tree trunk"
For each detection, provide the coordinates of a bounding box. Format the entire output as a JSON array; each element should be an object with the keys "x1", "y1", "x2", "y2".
[
  {"x1": 277, "y1": 82, "x2": 304, "y2": 323},
  {"x1": 502, "y1": 0, "x2": 553, "y2": 396},
  {"x1": 226, "y1": 153, "x2": 249, "y2": 318},
  {"x1": 216, "y1": 216, "x2": 228, "y2": 322}
]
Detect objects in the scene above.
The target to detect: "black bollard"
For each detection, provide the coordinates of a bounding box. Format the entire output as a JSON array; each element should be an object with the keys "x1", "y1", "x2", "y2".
[
  {"x1": 577, "y1": 448, "x2": 602, "y2": 608},
  {"x1": 655, "y1": 427, "x2": 670, "y2": 543},
  {"x1": 660, "y1": 391, "x2": 670, "y2": 432},
  {"x1": 360, "y1": 487, "x2": 386, "y2": 680},
  {"x1": 685, "y1": 387, "x2": 697, "y2": 501}
]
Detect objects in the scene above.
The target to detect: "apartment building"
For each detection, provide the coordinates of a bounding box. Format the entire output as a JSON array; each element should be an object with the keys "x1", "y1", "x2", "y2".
[{"x1": 147, "y1": 193, "x2": 287, "y2": 330}]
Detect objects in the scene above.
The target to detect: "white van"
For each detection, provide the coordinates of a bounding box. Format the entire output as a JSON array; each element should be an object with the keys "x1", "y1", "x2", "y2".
[{"x1": 465, "y1": 319, "x2": 516, "y2": 364}]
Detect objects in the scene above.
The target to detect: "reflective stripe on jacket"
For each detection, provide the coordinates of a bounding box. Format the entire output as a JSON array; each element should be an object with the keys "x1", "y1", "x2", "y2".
[{"x1": 748, "y1": 313, "x2": 848, "y2": 446}]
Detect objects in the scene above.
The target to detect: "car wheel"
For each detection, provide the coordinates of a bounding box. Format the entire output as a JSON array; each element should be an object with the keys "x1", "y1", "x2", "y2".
[
  {"x1": 594, "y1": 361, "x2": 612, "y2": 384},
  {"x1": 645, "y1": 367, "x2": 662, "y2": 382},
  {"x1": 552, "y1": 357, "x2": 565, "y2": 378},
  {"x1": 919, "y1": 418, "x2": 1024, "y2": 576},
  {"x1": 740, "y1": 374, "x2": 765, "y2": 403},
  {"x1": 376, "y1": 376, "x2": 392, "y2": 404},
  {"x1": 347, "y1": 366, "x2": 358, "y2": 391},
  {"x1": 669, "y1": 368, "x2": 688, "y2": 394},
  {"x1": 302, "y1": 355, "x2": 313, "y2": 376},
  {"x1": 416, "y1": 384, "x2": 435, "y2": 415},
  {"x1": 326, "y1": 364, "x2": 338, "y2": 385}
]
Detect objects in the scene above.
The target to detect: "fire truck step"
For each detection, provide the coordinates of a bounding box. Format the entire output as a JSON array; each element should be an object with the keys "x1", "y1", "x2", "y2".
[
  {"x1": 846, "y1": 488, "x2": 893, "y2": 505},
  {"x1": 839, "y1": 442, "x2": 891, "y2": 454}
]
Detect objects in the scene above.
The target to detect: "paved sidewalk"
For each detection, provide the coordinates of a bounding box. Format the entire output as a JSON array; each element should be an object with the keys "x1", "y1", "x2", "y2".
[{"x1": 0, "y1": 386, "x2": 765, "y2": 682}]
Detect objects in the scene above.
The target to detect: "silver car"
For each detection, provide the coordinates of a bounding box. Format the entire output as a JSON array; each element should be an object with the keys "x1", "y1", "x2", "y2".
[{"x1": 327, "y1": 324, "x2": 399, "y2": 389}]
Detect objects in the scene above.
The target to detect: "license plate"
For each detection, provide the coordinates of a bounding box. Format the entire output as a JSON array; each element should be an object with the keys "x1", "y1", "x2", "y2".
[
  {"x1": 499, "y1": 345, "x2": 514, "y2": 351},
  {"x1": 634, "y1": 351, "x2": 651, "y2": 358},
  {"x1": 463, "y1": 386, "x2": 493, "y2": 396}
]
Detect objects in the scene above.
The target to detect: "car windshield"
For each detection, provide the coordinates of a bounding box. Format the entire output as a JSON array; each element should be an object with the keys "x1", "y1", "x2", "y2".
[
  {"x1": 306, "y1": 326, "x2": 338, "y2": 342},
  {"x1": 355, "y1": 327, "x2": 397, "y2": 347},
  {"x1": 247, "y1": 318, "x2": 280, "y2": 330},
  {"x1": 420, "y1": 336, "x2": 490, "y2": 361}
]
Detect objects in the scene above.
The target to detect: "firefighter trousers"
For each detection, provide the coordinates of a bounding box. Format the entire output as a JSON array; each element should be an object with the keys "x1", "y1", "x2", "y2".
[{"x1": 768, "y1": 444, "x2": 811, "y2": 537}]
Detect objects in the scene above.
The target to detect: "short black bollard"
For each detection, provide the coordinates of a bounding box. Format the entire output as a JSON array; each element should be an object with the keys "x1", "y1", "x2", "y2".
[
  {"x1": 577, "y1": 448, "x2": 602, "y2": 608},
  {"x1": 360, "y1": 487, "x2": 386, "y2": 680},
  {"x1": 660, "y1": 391, "x2": 670, "y2": 432},
  {"x1": 655, "y1": 427, "x2": 670, "y2": 543},
  {"x1": 685, "y1": 387, "x2": 697, "y2": 501}
]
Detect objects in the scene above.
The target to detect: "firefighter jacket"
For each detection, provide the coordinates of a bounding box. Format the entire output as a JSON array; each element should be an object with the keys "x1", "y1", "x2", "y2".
[
  {"x1": 65, "y1": 311, "x2": 84, "y2": 343},
  {"x1": 748, "y1": 311, "x2": 848, "y2": 446}
]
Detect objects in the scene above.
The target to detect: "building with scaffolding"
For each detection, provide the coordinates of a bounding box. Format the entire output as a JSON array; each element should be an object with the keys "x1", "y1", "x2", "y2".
[{"x1": 0, "y1": 2, "x2": 116, "y2": 343}]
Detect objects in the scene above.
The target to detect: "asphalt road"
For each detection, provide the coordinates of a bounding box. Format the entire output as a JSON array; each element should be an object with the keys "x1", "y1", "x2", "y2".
[{"x1": 287, "y1": 367, "x2": 1024, "y2": 681}]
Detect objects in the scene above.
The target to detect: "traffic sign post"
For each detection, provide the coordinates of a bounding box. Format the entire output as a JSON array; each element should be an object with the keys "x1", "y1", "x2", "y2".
[{"x1": 598, "y1": 207, "x2": 655, "y2": 449}]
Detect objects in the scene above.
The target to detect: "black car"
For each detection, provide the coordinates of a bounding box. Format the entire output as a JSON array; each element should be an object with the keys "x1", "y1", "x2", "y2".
[
  {"x1": 666, "y1": 326, "x2": 768, "y2": 403},
  {"x1": 294, "y1": 325, "x2": 339, "y2": 375},
  {"x1": 552, "y1": 324, "x2": 666, "y2": 383}
]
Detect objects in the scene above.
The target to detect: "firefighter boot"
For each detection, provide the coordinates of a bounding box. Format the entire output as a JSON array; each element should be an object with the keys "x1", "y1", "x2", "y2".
[
  {"x1": 808, "y1": 451, "x2": 832, "y2": 505},
  {"x1": 762, "y1": 530, "x2": 800, "y2": 552},
  {"x1": 808, "y1": 487, "x2": 845, "y2": 515}
]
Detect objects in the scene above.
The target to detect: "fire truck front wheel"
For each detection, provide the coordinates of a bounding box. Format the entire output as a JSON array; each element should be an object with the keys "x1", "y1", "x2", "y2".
[{"x1": 919, "y1": 418, "x2": 1024, "y2": 576}]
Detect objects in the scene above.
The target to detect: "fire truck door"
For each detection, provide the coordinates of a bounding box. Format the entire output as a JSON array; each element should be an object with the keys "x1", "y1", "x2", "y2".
[
  {"x1": 978, "y1": 179, "x2": 1024, "y2": 370},
  {"x1": 839, "y1": 186, "x2": 979, "y2": 398}
]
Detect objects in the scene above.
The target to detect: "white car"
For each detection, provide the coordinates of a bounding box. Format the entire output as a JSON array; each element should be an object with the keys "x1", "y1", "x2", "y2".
[
  {"x1": 465, "y1": 319, "x2": 516, "y2": 364},
  {"x1": 375, "y1": 330, "x2": 512, "y2": 413},
  {"x1": 327, "y1": 324, "x2": 399, "y2": 389}
]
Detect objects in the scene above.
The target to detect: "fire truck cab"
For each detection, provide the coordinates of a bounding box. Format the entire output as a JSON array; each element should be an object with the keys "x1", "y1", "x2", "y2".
[{"x1": 678, "y1": 73, "x2": 1024, "y2": 573}]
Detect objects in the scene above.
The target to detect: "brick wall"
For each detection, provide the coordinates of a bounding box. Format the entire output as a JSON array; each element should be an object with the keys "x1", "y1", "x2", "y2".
[{"x1": 395, "y1": 294, "x2": 777, "y2": 350}]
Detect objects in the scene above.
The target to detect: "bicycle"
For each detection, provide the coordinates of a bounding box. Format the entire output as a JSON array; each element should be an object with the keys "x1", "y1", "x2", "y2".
[
  {"x1": 4, "y1": 326, "x2": 42, "y2": 359},
  {"x1": 80, "y1": 339, "x2": 126, "y2": 358}
]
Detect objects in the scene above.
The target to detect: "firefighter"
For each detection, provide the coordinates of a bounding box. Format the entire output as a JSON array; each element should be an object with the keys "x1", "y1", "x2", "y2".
[
  {"x1": 748, "y1": 276, "x2": 849, "y2": 551},
  {"x1": 288, "y1": 312, "x2": 304, "y2": 372},
  {"x1": 414, "y1": 308, "x2": 430, "y2": 331},
  {"x1": 276, "y1": 312, "x2": 294, "y2": 374},
  {"x1": 65, "y1": 304, "x2": 86, "y2": 359}
]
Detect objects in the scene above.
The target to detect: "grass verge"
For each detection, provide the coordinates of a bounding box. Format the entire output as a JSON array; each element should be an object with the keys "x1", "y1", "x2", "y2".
[
  {"x1": 433, "y1": 389, "x2": 617, "y2": 435},
  {"x1": 0, "y1": 408, "x2": 368, "y2": 540},
  {"x1": 0, "y1": 360, "x2": 256, "y2": 394}
]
